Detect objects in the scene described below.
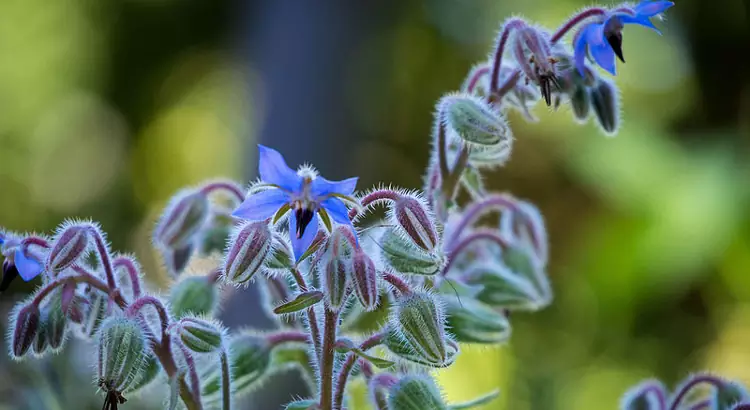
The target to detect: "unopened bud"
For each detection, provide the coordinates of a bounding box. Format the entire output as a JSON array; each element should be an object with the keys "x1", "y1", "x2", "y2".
[
  {"x1": 10, "y1": 303, "x2": 40, "y2": 359},
  {"x1": 223, "y1": 221, "x2": 272, "y2": 285},
  {"x1": 387, "y1": 375, "x2": 447, "y2": 410},
  {"x1": 590, "y1": 79, "x2": 619, "y2": 135},
  {"x1": 392, "y1": 195, "x2": 439, "y2": 252},
  {"x1": 323, "y1": 257, "x2": 349, "y2": 311},
  {"x1": 264, "y1": 235, "x2": 294, "y2": 271},
  {"x1": 713, "y1": 380, "x2": 750, "y2": 409},
  {"x1": 175, "y1": 317, "x2": 224, "y2": 354},
  {"x1": 166, "y1": 243, "x2": 195, "y2": 275},
  {"x1": 169, "y1": 276, "x2": 218, "y2": 318},
  {"x1": 80, "y1": 292, "x2": 108, "y2": 339},
  {"x1": 352, "y1": 251, "x2": 379, "y2": 311},
  {"x1": 380, "y1": 229, "x2": 443, "y2": 276},
  {"x1": 155, "y1": 190, "x2": 210, "y2": 249},
  {"x1": 48, "y1": 223, "x2": 90, "y2": 273},
  {"x1": 570, "y1": 85, "x2": 590, "y2": 122},
  {"x1": 384, "y1": 328, "x2": 459, "y2": 368},
  {"x1": 619, "y1": 380, "x2": 667, "y2": 410},
  {"x1": 441, "y1": 93, "x2": 511, "y2": 146},
  {"x1": 202, "y1": 334, "x2": 271, "y2": 400},
  {"x1": 128, "y1": 355, "x2": 161, "y2": 393},
  {"x1": 97, "y1": 317, "x2": 150, "y2": 393},
  {"x1": 32, "y1": 309, "x2": 49, "y2": 356},
  {"x1": 445, "y1": 298, "x2": 510, "y2": 344},
  {"x1": 44, "y1": 291, "x2": 68, "y2": 350},
  {"x1": 393, "y1": 292, "x2": 449, "y2": 366}
]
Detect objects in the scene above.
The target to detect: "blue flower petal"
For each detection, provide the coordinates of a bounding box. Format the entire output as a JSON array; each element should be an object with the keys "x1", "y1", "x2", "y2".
[
  {"x1": 311, "y1": 176, "x2": 358, "y2": 198},
  {"x1": 634, "y1": 1, "x2": 674, "y2": 17},
  {"x1": 257, "y1": 145, "x2": 303, "y2": 192},
  {"x1": 232, "y1": 189, "x2": 290, "y2": 221},
  {"x1": 289, "y1": 211, "x2": 319, "y2": 261},
  {"x1": 320, "y1": 197, "x2": 351, "y2": 225},
  {"x1": 573, "y1": 24, "x2": 596, "y2": 76},
  {"x1": 619, "y1": 14, "x2": 661, "y2": 34},
  {"x1": 588, "y1": 23, "x2": 617, "y2": 75},
  {"x1": 14, "y1": 248, "x2": 42, "y2": 281}
]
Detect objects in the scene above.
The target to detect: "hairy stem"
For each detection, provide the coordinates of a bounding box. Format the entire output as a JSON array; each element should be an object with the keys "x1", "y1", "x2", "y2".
[
  {"x1": 490, "y1": 18, "x2": 527, "y2": 94},
  {"x1": 220, "y1": 349, "x2": 232, "y2": 410},
  {"x1": 126, "y1": 296, "x2": 170, "y2": 341},
  {"x1": 266, "y1": 330, "x2": 310, "y2": 347},
  {"x1": 319, "y1": 309, "x2": 339, "y2": 410},
  {"x1": 199, "y1": 180, "x2": 246, "y2": 203},
  {"x1": 445, "y1": 194, "x2": 518, "y2": 248},
  {"x1": 443, "y1": 229, "x2": 511, "y2": 275},
  {"x1": 290, "y1": 268, "x2": 322, "y2": 361},
  {"x1": 349, "y1": 189, "x2": 401, "y2": 219},
  {"x1": 86, "y1": 227, "x2": 117, "y2": 289},
  {"x1": 466, "y1": 66, "x2": 491, "y2": 94},
  {"x1": 333, "y1": 332, "x2": 385, "y2": 410},
  {"x1": 383, "y1": 272, "x2": 412, "y2": 295},
  {"x1": 550, "y1": 7, "x2": 607, "y2": 43},
  {"x1": 669, "y1": 375, "x2": 726, "y2": 410},
  {"x1": 112, "y1": 257, "x2": 142, "y2": 298}
]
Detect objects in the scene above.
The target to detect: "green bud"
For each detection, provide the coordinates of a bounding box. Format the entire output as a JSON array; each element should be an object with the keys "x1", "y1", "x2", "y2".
[
  {"x1": 384, "y1": 329, "x2": 459, "y2": 368},
  {"x1": 32, "y1": 308, "x2": 49, "y2": 356},
  {"x1": 42, "y1": 290, "x2": 68, "y2": 351},
  {"x1": 570, "y1": 85, "x2": 590, "y2": 122},
  {"x1": 445, "y1": 298, "x2": 510, "y2": 344},
  {"x1": 176, "y1": 317, "x2": 224, "y2": 354},
  {"x1": 10, "y1": 302, "x2": 40, "y2": 359},
  {"x1": 97, "y1": 316, "x2": 150, "y2": 393},
  {"x1": 590, "y1": 79, "x2": 619, "y2": 135},
  {"x1": 264, "y1": 234, "x2": 294, "y2": 271},
  {"x1": 713, "y1": 380, "x2": 750, "y2": 409},
  {"x1": 80, "y1": 291, "x2": 108, "y2": 339},
  {"x1": 168, "y1": 276, "x2": 218, "y2": 318},
  {"x1": 127, "y1": 355, "x2": 161, "y2": 393},
  {"x1": 388, "y1": 375, "x2": 448, "y2": 410},
  {"x1": 441, "y1": 94, "x2": 511, "y2": 146},
  {"x1": 393, "y1": 292, "x2": 451, "y2": 366},
  {"x1": 380, "y1": 229, "x2": 443, "y2": 276},
  {"x1": 48, "y1": 223, "x2": 90, "y2": 273},
  {"x1": 202, "y1": 333, "x2": 271, "y2": 401}
]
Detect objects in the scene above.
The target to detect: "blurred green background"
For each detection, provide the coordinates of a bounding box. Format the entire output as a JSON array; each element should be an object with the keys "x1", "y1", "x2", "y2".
[{"x1": 1, "y1": 0, "x2": 749, "y2": 409}]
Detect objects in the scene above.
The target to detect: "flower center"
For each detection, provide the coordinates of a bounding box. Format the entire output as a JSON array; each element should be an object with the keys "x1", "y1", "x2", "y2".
[{"x1": 294, "y1": 205, "x2": 316, "y2": 239}]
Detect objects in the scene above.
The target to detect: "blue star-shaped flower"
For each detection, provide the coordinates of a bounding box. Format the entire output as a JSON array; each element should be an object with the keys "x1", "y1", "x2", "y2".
[
  {"x1": 574, "y1": 1, "x2": 674, "y2": 76},
  {"x1": 232, "y1": 145, "x2": 358, "y2": 261},
  {"x1": 1, "y1": 237, "x2": 44, "y2": 292}
]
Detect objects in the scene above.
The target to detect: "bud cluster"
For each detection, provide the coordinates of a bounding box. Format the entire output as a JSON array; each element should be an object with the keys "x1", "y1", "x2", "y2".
[{"x1": 0, "y1": 2, "x2": 681, "y2": 410}]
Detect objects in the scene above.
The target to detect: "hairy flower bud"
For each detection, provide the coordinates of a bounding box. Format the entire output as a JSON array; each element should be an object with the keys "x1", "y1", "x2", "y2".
[
  {"x1": 223, "y1": 221, "x2": 272, "y2": 285},
  {"x1": 202, "y1": 334, "x2": 271, "y2": 401},
  {"x1": 391, "y1": 195, "x2": 439, "y2": 252},
  {"x1": 380, "y1": 229, "x2": 443, "y2": 276},
  {"x1": 97, "y1": 317, "x2": 150, "y2": 393},
  {"x1": 43, "y1": 291, "x2": 68, "y2": 351},
  {"x1": 387, "y1": 375, "x2": 447, "y2": 410},
  {"x1": 32, "y1": 309, "x2": 49, "y2": 356},
  {"x1": 175, "y1": 317, "x2": 224, "y2": 354},
  {"x1": 323, "y1": 257, "x2": 349, "y2": 311},
  {"x1": 169, "y1": 276, "x2": 218, "y2": 318},
  {"x1": 352, "y1": 251, "x2": 379, "y2": 311},
  {"x1": 9, "y1": 303, "x2": 40, "y2": 359},
  {"x1": 264, "y1": 235, "x2": 294, "y2": 271},
  {"x1": 48, "y1": 223, "x2": 90, "y2": 273},
  {"x1": 445, "y1": 298, "x2": 510, "y2": 344},
  {"x1": 155, "y1": 190, "x2": 210, "y2": 249},
  {"x1": 127, "y1": 355, "x2": 161, "y2": 393},
  {"x1": 80, "y1": 292, "x2": 108, "y2": 339},
  {"x1": 570, "y1": 84, "x2": 590, "y2": 122},
  {"x1": 393, "y1": 292, "x2": 449, "y2": 366},
  {"x1": 441, "y1": 94, "x2": 511, "y2": 146},
  {"x1": 590, "y1": 79, "x2": 619, "y2": 135},
  {"x1": 166, "y1": 243, "x2": 195, "y2": 276}
]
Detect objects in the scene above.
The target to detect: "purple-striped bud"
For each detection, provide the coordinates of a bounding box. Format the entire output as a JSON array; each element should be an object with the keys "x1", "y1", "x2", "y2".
[
  {"x1": 10, "y1": 303, "x2": 40, "y2": 359},
  {"x1": 392, "y1": 292, "x2": 449, "y2": 366},
  {"x1": 80, "y1": 291, "x2": 108, "y2": 339},
  {"x1": 175, "y1": 317, "x2": 225, "y2": 354},
  {"x1": 441, "y1": 93, "x2": 511, "y2": 146},
  {"x1": 323, "y1": 257, "x2": 349, "y2": 311},
  {"x1": 48, "y1": 223, "x2": 90, "y2": 273},
  {"x1": 155, "y1": 190, "x2": 210, "y2": 249},
  {"x1": 97, "y1": 317, "x2": 150, "y2": 393},
  {"x1": 223, "y1": 221, "x2": 272, "y2": 285},
  {"x1": 391, "y1": 195, "x2": 439, "y2": 253},
  {"x1": 352, "y1": 251, "x2": 379, "y2": 311}
]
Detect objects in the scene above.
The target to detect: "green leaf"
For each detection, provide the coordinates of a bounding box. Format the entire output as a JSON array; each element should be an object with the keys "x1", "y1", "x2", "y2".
[
  {"x1": 448, "y1": 390, "x2": 500, "y2": 409},
  {"x1": 295, "y1": 235, "x2": 325, "y2": 265},
  {"x1": 272, "y1": 203, "x2": 291, "y2": 224},
  {"x1": 318, "y1": 208, "x2": 333, "y2": 232},
  {"x1": 334, "y1": 338, "x2": 394, "y2": 369},
  {"x1": 273, "y1": 291, "x2": 324, "y2": 315}
]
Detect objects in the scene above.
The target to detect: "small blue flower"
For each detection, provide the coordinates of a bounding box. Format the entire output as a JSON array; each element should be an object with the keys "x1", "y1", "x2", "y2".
[
  {"x1": 574, "y1": 1, "x2": 674, "y2": 76},
  {"x1": 1, "y1": 240, "x2": 44, "y2": 292},
  {"x1": 232, "y1": 145, "x2": 358, "y2": 261}
]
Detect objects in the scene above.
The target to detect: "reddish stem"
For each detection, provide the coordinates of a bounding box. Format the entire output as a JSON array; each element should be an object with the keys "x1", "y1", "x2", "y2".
[
  {"x1": 86, "y1": 227, "x2": 117, "y2": 289},
  {"x1": 350, "y1": 189, "x2": 401, "y2": 219},
  {"x1": 383, "y1": 272, "x2": 412, "y2": 295},
  {"x1": 466, "y1": 66, "x2": 491, "y2": 94},
  {"x1": 550, "y1": 8, "x2": 607, "y2": 43},
  {"x1": 266, "y1": 330, "x2": 309, "y2": 347},
  {"x1": 319, "y1": 309, "x2": 340, "y2": 410},
  {"x1": 112, "y1": 257, "x2": 142, "y2": 298},
  {"x1": 200, "y1": 180, "x2": 246, "y2": 203},
  {"x1": 669, "y1": 375, "x2": 726, "y2": 410},
  {"x1": 176, "y1": 342, "x2": 204, "y2": 410},
  {"x1": 445, "y1": 194, "x2": 518, "y2": 248},
  {"x1": 21, "y1": 236, "x2": 51, "y2": 249},
  {"x1": 291, "y1": 268, "x2": 322, "y2": 361},
  {"x1": 333, "y1": 332, "x2": 385, "y2": 410},
  {"x1": 126, "y1": 296, "x2": 170, "y2": 341},
  {"x1": 490, "y1": 18, "x2": 527, "y2": 94},
  {"x1": 443, "y1": 230, "x2": 511, "y2": 276}
]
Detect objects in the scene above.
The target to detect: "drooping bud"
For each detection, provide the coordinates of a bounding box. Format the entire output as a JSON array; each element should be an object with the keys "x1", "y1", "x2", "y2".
[
  {"x1": 9, "y1": 303, "x2": 40, "y2": 359},
  {"x1": 619, "y1": 380, "x2": 667, "y2": 410},
  {"x1": 127, "y1": 355, "x2": 161, "y2": 393},
  {"x1": 440, "y1": 93, "x2": 511, "y2": 146},
  {"x1": 165, "y1": 243, "x2": 195, "y2": 276},
  {"x1": 175, "y1": 317, "x2": 225, "y2": 354},
  {"x1": 97, "y1": 316, "x2": 150, "y2": 393},
  {"x1": 387, "y1": 375, "x2": 448, "y2": 410},
  {"x1": 391, "y1": 195, "x2": 439, "y2": 253},
  {"x1": 383, "y1": 328, "x2": 459, "y2": 368},
  {"x1": 590, "y1": 79, "x2": 619, "y2": 135},
  {"x1": 47, "y1": 223, "x2": 90, "y2": 273},
  {"x1": 323, "y1": 257, "x2": 349, "y2": 311},
  {"x1": 169, "y1": 276, "x2": 218, "y2": 318},
  {"x1": 392, "y1": 292, "x2": 449, "y2": 366},
  {"x1": 351, "y1": 251, "x2": 379, "y2": 311},
  {"x1": 202, "y1": 333, "x2": 271, "y2": 401},
  {"x1": 570, "y1": 84, "x2": 590, "y2": 122},
  {"x1": 444, "y1": 298, "x2": 510, "y2": 344},
  {"x1": 80, "y1": 291, "x2": 108, "y2": 339},
  {"x1": 44, "y1": 290, "x2": 68, "y2": 351},
  {"x1": 380, "y1": 229, "x2": 444, "y2": 276},
  {"x1": 223, "y1": 221, "x2": 272, "y2": 285},
  {"x1": 470, "y1": 261, "x2": 550, "y2": 311},
  {"x1": 154, "y1": 190, "x2": 210, "y2": 249},
  {"x1": 32, "y1": 309, "x2": 49, "y2": 356},
  {"x1": 264, "y1": 234, "x2": 294, "y2": 271}
]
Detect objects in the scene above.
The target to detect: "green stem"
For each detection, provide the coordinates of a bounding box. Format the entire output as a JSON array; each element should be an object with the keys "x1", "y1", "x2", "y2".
[
  {"x1": 220, "y1": 349, "x2": 232, "y2": 410},
  {"x1": 319, "y1": 309, "x2": 339, "y2": 410}
]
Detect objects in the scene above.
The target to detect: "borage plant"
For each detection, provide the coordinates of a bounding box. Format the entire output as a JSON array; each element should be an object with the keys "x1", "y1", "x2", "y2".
[{"x1": 0, "y1": 2, "x2": 706, "y2": 410}]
